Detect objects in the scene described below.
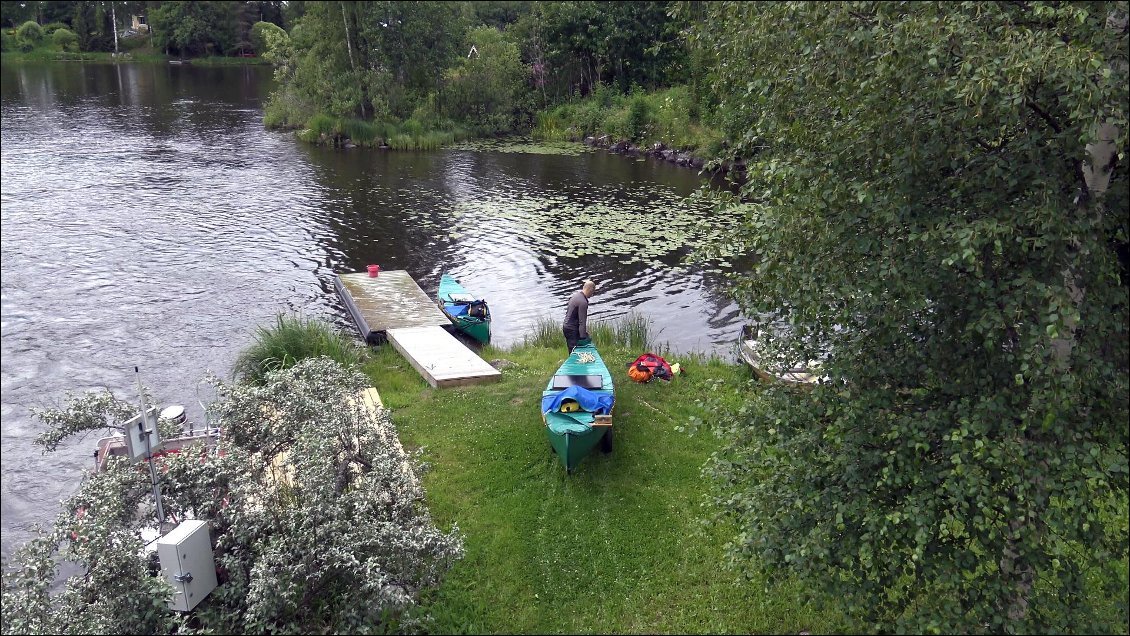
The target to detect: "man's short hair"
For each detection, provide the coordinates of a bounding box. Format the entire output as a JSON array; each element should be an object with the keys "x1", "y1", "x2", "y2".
[{"x1": 582, "y1": 279, "x2": 596, "y2": 293}]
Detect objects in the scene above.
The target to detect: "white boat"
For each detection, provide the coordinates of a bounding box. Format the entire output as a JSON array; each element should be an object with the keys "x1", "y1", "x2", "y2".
[
  {"x1": 92, "y1": 404, "x2": 220, "y2": 473},
  {"x1": 737, "y1": 323, "x2": 824, "y2": 386}
]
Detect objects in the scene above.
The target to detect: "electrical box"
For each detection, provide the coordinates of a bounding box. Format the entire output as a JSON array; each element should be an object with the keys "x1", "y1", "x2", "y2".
[{"x1": 156, "y1": 520, "x2": 217, "y2": 612}]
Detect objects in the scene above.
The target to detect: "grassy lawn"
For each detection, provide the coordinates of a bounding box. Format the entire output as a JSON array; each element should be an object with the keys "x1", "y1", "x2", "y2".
[{"x1": 360, "y1": 334, "x2": 841, "y2": 634}]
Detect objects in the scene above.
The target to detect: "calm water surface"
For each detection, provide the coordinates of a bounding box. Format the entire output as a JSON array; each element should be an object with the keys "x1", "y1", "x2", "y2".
[{"x1": 0, "y1": 62, "x2": 742, "y2": 558}]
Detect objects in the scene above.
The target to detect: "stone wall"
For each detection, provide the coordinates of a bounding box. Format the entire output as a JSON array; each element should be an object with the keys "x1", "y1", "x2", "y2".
[{"x1": 581, "y1": 134, "x2": 747, "y2": 184}]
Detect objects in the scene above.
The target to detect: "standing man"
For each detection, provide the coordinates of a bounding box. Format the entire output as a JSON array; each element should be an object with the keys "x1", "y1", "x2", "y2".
[{"x1": 562, "y1": 279, "x2": 596, "y2": 353}]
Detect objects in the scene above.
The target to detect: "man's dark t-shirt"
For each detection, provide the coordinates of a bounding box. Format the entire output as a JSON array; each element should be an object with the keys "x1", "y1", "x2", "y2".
[{"x1": 562, "y1": 290, "x2": 590, "y2": 339}]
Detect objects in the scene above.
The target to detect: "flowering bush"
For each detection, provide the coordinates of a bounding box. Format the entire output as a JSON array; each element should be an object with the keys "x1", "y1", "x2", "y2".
[{"x1": 2, "y1": 357, "x2": 463, "y2": 634}]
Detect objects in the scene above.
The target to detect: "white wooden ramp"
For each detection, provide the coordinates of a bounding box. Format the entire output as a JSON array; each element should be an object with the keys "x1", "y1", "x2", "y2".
[{"x1": 387, "y1": 325, "x2": 501, "y2": 388}]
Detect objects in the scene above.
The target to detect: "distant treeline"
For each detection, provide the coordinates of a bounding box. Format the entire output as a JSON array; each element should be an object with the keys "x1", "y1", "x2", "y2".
[
  {"x1": 258, "y1": 1, "x2": 697, "y2": 142},
  {"x1": 1, "y1": 1, "x2": 288, "y2": 56}
]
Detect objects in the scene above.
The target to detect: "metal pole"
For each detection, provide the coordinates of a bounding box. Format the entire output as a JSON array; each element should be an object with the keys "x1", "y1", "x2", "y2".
[{"x1": 136, "y1": 367, "x2": 165, "y2": 524}]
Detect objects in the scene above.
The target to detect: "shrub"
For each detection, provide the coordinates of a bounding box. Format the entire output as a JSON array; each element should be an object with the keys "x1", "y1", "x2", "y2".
[
  {"x1": 52, "y1": 27, "x2": 78, "y2": 52},
  {"x1": 626, "y1": 95, "x2": 652, "y2": 141},
  {"x1": 263, "y1": 85, "x2": 313, "y2": 130},
  {"x1": 388, "y1": 133, "x2": 416, "y2": 150},
  {"x1": 532, "y1": 111, "x2": 566, "y2": 141},
  {"x1": 2, "y1": 358, "x2": 464, "y2": 634},
  {"x1": 441, "y1": 26, "x2": 526, "y2": 135},
  {"x1": 231, "y1": 314, "x2": 364, "y2": 385},
  {"x1": 119, "y1": 33, "x2": 150, "y2": 51},
  {"x1": 16, "y1": 20, "x2": 42, "y2": 45},
  {"x1": 409, "y1": 93, "x2": 445, "y2": 129},
  {"x1": 340, "y1": 118, "x2": 378, "y2": 145},
  {"x1": 400, "y1": 118, "x2": 424, "y2": 138},
  {"x1": 250, "y1": 20, "x2": 285, "y2": 55}
]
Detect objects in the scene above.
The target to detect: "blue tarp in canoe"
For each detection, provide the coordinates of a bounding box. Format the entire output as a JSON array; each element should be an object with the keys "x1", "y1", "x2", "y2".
[
  {"x1": 443, "y1": 302, "x2": 470, "y2": 317},
  {"x1": 541, "y1": 385, "x2": 614, "y2": 416}
]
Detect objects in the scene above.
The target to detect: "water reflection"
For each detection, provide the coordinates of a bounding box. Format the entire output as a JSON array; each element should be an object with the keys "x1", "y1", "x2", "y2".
[{"x1": 0, "y1": 62, "x2": 743, "y2": 559}]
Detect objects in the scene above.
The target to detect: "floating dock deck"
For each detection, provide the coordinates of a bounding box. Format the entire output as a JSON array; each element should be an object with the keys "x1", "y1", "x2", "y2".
[
  {"x1": 335, "y1": 270, "x2": 452, "y2": 344},
  {"x1": 335, "y1": 271, "x2": 501, "y2": 388}
]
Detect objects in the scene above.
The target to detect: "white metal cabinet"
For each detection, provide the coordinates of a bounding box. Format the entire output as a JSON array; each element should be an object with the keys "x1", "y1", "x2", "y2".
[{"x1": 156, "y1": 520, "x2": 218, "y2": 611}]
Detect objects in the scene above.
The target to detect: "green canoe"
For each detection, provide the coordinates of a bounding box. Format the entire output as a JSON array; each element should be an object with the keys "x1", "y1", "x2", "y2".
[
  {"x1": 438, "y1": 273, "x2": 491, "y2": 343},
  {"x1": 541, "y1": 343, "x2": 615, "y2": 473}
]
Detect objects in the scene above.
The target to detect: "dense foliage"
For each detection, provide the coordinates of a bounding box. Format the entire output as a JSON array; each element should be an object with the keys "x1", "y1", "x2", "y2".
[
  {"x1": 51, "y1": 26, "x2": 77, "y2": 51},
  {"x1": 15, "y1": 19, "x2": 42, "y2": 42},
  {"x1": 1, "y1": 1, "x2": 288, "y2": 55},
  {"x1": 1, "y1": 357, "x2": 463, "y2": 634},
  {"x1": 686, "y1": 1, "x2": 1129, "y2": 632},
  {"x1": 259, "y1": 1, "x2": 692, "y2": 140},
  {"x1": 4, "y1": 1, "x2": 1128, "y2": 633},
  {"x1": 444, "y1": 26, "x2": 528, "y2": 134},
  {"x1": 248, "y1": 19, "x2": 282, "y2": 56},
  {"x1": 523, "y1": 0, "x2": 688, "y2": 98},
  {"x1": 149, "y1": 1, "x2": 236, "y2": 57}
]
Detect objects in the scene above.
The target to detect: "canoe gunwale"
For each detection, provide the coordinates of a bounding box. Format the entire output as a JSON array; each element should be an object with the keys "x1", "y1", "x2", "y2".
[{"x1": 738, "y1": 323, "x2": 822, "y2": 386}]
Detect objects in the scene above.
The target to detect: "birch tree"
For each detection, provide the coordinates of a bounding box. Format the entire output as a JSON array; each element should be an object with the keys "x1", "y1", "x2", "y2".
[{"x1": 686, "y1": 1, "x2": 1129, "y2": 632}]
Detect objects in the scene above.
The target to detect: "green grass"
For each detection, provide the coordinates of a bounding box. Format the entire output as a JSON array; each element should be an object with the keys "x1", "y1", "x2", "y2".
[
  {"x1": 0, "y1": 46, "x2": 261, "y2": 65},
  {"x1": 360, "y1": 318, "x2": 841, "y2": 634},
  {"x1": 532, "y1": 85, "x2": 725, "y2": 157},
  {"x1": 289, "y1": 113, "x2": 471, "y2": 150},
  {"x1": 188, "y1": 55, "x2": 269, "y2": 66},
  {"x1": 524, "y1": 314, "x2": 656, "y2": 354},
  {"x1": 0, "y1": 47, "x2": 161, "y2": 63},
  {"x1": 231, "y1": 313, "x2": 366, "y2": 384}
]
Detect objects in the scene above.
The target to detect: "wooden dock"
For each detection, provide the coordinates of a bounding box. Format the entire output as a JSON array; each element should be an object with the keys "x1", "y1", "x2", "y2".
[
  {"x1": 388, "y1": 325, "x2": 500, "y2": 388},
  {"x1": 335, "y1": 271, "x2": 501, "y2": 388},
  {"x1": 335, "y1": 270, "x2": 451, "y2": 344}
]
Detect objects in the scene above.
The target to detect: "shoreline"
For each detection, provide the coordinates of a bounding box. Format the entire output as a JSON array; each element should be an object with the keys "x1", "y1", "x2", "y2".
[
  {"x1": 581, "y1": 133, "x2": 748, "y2": 184},
  {"x1": 0, "y1": 51, "x2": 269, "y2": 66}
]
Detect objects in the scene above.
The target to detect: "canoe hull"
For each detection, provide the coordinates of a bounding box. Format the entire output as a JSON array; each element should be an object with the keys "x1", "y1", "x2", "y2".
[
  {"x1": 541, "y1": 343, "x2": 615, "y2": 473},
  {"x1": 450, "y1": 314, "x2": 491, "y2": 344},
  {"x1": 738, "y1": 323, "x2": 821, "y2": 386},
  {"x1": 544, "y1": 416, "x2": 610, "y2": 473},
  {"x1": 438, "y1": 273, "x2": 491, "y2": 343}
]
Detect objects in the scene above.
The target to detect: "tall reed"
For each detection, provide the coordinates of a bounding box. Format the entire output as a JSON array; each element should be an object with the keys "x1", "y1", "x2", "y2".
[
  {"x1": 523, "y1": 313, "x2": 655, "y2": 352},
  {"x1": 232, "y1": 314, "x2": 364, "y2": 384}
]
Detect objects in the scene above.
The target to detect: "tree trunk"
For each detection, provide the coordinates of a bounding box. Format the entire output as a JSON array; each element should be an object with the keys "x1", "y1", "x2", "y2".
[
  {"x1": 341, "y1": 2, "x2": 356, "y2": 72},
  {"x1": 1052, "y1": 11, "x2": 1125, "y2": 365},
  {"x1": 110, "y1": 2, "x2": 119, "y2": 55},
  {"x1": 1008, "y1": 10, "x2": 1126, "y2": 624},
  {"x1": 340, "y1": 1, "x2": 365, "y2": 119}
]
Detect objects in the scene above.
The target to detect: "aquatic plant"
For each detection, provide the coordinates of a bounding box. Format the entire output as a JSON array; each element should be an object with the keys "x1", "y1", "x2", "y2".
[
  {"x1": 231, "y1": 314, "x2": 363, "y2": 384},
  {"x1": 524, "y1": 314, "x2": 655, "y2": 351}
]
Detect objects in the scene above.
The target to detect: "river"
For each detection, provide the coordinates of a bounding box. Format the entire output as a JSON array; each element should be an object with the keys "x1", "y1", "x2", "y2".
[{"x1": 0, "y1": 62, "x2": 743, "y2": 559}]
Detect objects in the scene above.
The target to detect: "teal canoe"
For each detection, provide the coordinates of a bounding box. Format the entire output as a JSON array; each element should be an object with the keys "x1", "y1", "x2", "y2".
[
  {"x1": 541, "y1": 343, "x2": 615, "y2": 473},
  {"x1": 438, "y1": 273, "x2": 491, "y2": 343}
]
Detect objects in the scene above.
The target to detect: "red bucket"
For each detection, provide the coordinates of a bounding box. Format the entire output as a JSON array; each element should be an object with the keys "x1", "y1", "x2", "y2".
[{"x1": 367, "y1": 264, "x2": 380, "y2": 277}]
